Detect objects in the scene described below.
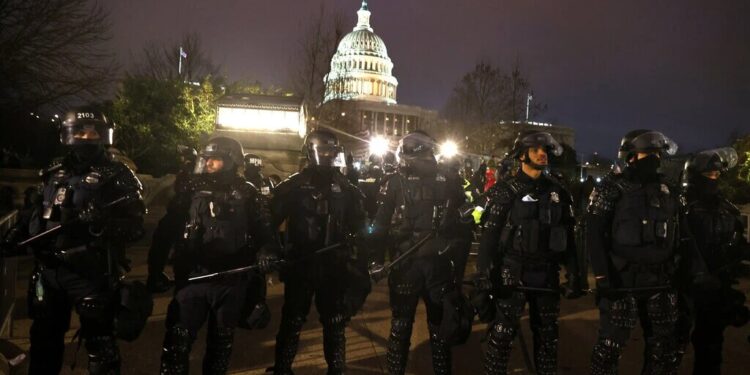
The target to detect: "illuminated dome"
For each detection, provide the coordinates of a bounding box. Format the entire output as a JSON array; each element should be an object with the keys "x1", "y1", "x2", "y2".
[{"x1": 324, "y1": 1, "x2": 398, "y2": 104}]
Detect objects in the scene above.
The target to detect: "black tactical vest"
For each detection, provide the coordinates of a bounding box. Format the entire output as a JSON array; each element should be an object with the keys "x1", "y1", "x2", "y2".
[
  {"x1": 501, "y1": 178, "x2": 568, "y2": 259},
  {"x1": 187, "y1": 185, "x2": 250, "y2": 256},
  {"x1": 395, "y1": 172, "x2": 449, "y2": 235},
  {"x1": 686, "y1": 198, "x2": 740, "y2": 269},
  {"x1": 610, "y1": 180, "x2": 678, "y2": 264},
  {"x1": 286, "y1": 172, "x2": 350, "y2": 251}
]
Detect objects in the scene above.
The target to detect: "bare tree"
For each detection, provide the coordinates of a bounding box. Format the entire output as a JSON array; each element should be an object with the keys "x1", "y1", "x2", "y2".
[
  {"x1": 131, "y1": 33, "x2": 219, "y2": 83},
  {"x1": 0, "y1": 0, "x2": 115, "y2": 111},
  {"x1": 288, "y1": 4, "x2": 345, "y2": 116},
  {"x1": 443, "y1": 61, "x2": 508, "y2": 126}
]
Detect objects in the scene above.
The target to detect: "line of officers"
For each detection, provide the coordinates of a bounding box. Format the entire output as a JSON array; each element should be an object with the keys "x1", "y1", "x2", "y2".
[{"x1": 1, "y1": 106, "x2": 748, "y2": 375}]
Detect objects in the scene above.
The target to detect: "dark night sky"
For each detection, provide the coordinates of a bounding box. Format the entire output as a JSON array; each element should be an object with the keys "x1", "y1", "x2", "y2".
[{"x1": 106, "y1": 0, "x2": 750, "y2": 157}]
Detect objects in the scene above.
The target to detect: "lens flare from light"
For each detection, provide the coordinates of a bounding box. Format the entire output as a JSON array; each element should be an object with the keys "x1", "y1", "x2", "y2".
[
  {"x1": 369, "y1": 136, "x2": 389, "y2": 156},
  {"x1": 439, "y1": 140, "x2": 459, "y2": 159}
]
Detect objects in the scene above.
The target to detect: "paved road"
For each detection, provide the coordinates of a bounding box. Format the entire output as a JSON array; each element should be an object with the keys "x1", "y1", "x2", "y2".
[{"x1": 7, "y1": 206, "x2": 750, "y2": 374}]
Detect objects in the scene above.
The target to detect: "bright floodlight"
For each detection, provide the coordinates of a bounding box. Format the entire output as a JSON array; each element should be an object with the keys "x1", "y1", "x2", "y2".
[
  {"x1": 369, "y1": 135, "x2": 389, "y2": 156},
  {"x1": 439, "y1": 140, "x2": 459, "y2": 158}
]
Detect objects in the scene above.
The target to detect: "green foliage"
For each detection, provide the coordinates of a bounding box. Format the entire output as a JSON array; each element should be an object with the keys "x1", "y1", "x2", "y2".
[
  {"x1": 719, "y1": 133, "x2": 750, "y2": 204},
  {"x1": 112, "y1": 76, "x2": 216, "y2": 175}
]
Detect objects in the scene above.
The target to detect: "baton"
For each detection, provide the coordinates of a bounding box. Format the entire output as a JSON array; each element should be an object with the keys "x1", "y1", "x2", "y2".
[
  {"x1": 17, "y1": 193, "x2": 138, "y2": 247},
  {"x1": 369, "y1": 232, "x2": 435, "y2": 281},
  {"x1": 188, "y1": 241, "x2": 346, "y2": 282},
  {"x1": 461, "y1": 280, "x2": 560, "y2": 294}
]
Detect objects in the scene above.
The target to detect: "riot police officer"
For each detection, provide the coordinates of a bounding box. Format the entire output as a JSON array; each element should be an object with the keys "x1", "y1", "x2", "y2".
[
  {"x1": 147, "y1": 145, "x2": 197, "y2": 293},
  {"x1": 270, "y1": 129, "x2": 367, "y2": 375},
  {"x1": 370, "y1": 130, "x2": 467, "y2": 375},
  {"x1": 159, "y1": 136, "x2": 280, "y2": 374},
  {"x1": 682, "y1": 147, "x2": 748, "y2": 375},
  {"x1": 475, "y1": 130, "x2": 582, "y2": 375},
  {"x1": 360, "y1": 153, "x2": 387, "y2": 222},
  {"x1": 587, "y1": 130, "x2": 709, "y2": 375},
  {"x1": 1, "y1": 108, "x2": 145, "y2": 373},
  {"x1": 244, "y1": 153, "x2": 274, "y2": 197}
]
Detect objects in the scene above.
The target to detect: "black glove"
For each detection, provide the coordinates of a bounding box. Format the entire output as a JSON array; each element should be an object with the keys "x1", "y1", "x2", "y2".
[
  {"x1": 470, "y1": 289, "x2": 495, "y2": 323},
  {"x1": 147, "y1": 272, "x2": 173, "y2": 293},
  {"x1": 369, "y1": 262, "x2": 387, "y2": 283},
  {"x1": 257, "y1": 249, "x2": 281, "y2": 274},
  {"x1": 239, "y1": 301, "x2": 271, "y2": 330}
]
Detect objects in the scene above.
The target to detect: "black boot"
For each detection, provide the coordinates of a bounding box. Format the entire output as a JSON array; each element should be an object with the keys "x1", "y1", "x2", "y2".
[
  {"x1": 323, "y1": 319, "x2": 347, "y2": 375},
  {"x1": 86, "y1": 335, "x2": 121, "y2": 375},
  {"x1": 590, "y1": 338, "x2": 621, "y2": 375},
  {"x1": 160, "y1": 325, "x2": 193, "y2": 375},
  {"x1": 273, "y1": 316, "x2": 305, "y2": 375},
  {"x1": 203, "y1": 327, "x2": 234, "y2": 375},
  {"x1": 386, "y1": 317, "x2": 413, "y2": 375},
  {"x1": 483, "y1": 322, "x2": 515, "y2": 375},
  {"x1": 428, "y1": 324, "x2": 452, "y2": 375}
]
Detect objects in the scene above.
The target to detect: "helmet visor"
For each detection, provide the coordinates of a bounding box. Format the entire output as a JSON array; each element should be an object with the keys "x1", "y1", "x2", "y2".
[
  {"x1": 630, "y1": 131, "x2": 678, "y2": 156},
  {"x1": 520, "y1": 132, "x2": 563, "y2": 156},
  {"x1": 309, "y1": 144, "x2": 346, "y2": 167},
  {"x1": 61, "y1": 122, "x2": 113, "y2": 145},
  {"x1": 694, "y1": 147, "x2": 738, "y2": 172}
]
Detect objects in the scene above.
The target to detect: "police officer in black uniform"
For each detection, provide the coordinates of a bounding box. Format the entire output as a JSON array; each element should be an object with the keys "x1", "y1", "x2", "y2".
[
  {"x1": 244, "y1": 153, "x2": 274, "y2": 197},
  {"x1": 475, "y1": 130, "x2": 582, "y2": 375},
  {"x1": 270, "y1": 129, "x2": 367, "y2": 375},
  {"x1": 359, "y1": 153, "x2": 387, "y2": 223},
  {"x1": 587, "y1": 130, "x2": 709, "y2": 375},
  {"x1": 1, "y1": 108, "x2": 145, "y2": 374},
  {"x1": 682, "y1": 147, "x2": 748, "y2": 375},
  {"x1": 159, "y1": 136, "x2": 280, "y2": 374},
  {"x1": 370, "y1": 130, "x2": 466, "y2": 375},
  {"x1": 147, "y1": 145, "x2": 197, "y2": 293}
]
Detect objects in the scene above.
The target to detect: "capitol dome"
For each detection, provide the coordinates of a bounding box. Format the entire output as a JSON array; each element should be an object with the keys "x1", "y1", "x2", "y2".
[{"x1": 324, "y1": 1, "x2": 398, "y2": 104}]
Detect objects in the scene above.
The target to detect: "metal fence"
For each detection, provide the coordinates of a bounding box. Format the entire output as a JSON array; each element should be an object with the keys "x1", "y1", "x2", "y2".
[{"x1": 0, "y1": 210, "x2": 18, "y2": 338}]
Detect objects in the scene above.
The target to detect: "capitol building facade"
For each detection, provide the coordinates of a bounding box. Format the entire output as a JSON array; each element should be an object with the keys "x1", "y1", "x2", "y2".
[{"x1": 319, "y1": 1, "x2": 439, "y2": 156}]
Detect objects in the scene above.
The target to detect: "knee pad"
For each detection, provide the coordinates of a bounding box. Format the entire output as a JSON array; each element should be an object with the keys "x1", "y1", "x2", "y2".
[
  {"x1": 647, "y1": 292, "x2": 679, "y2": 327},
  {"x1": 591, "y1": 337, "x2": 623, "y2": 373},
  {"x1": 76, "y1": 295, "x2": 109, "y2": 322}
]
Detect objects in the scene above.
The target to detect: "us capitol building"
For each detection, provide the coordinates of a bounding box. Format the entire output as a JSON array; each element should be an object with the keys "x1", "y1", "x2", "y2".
[{"x1": 319, "y1": 0, "x2": 440, "y2": 156}]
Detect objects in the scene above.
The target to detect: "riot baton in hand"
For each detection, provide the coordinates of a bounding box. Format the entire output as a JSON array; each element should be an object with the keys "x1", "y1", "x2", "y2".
[
  {"x1": 188, "y1": 241, "x2": 346, "y2": 283},
  {"x1": 461, "y1": 280, "x2": 561, "y2": 294},
  {"x1": 17, "y1": 193, "x2": 139, "y2": 247},
  {"x1": 369, "y1": 232, "x2": 434, "y2": 282}
]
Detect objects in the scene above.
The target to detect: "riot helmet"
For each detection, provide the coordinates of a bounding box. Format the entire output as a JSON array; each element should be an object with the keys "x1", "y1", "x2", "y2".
[
  {"x1": 397, "y1": 130, "x2": 436, "y2": 164},
  {"x1": 617, "y1": 129, "x2": 677, "y2": 164},
  {"x1": 683, "y1": 147, "x2": 738, "y2": 192},
  {"x1": 60, "y1": 108, "x2": 114, "y2": 146},
  {"x1": 177, "y1": 145, "x2": 197, "y2": 174},
  {"x1": 303, "y1": 129, "x2": 346, "y2": 167},
  {"x1": 194, "y1": 136, "x2": 244, "y2": 174},
  {"x1": 685, "y1": 147, "x2": 738, "y2": 175},
  {"x1": 510, "y1": 131, "x2": 563, "y2": 160},
  {"x1": 382, "y1": 151, "x2": 397, "y2": 174}
]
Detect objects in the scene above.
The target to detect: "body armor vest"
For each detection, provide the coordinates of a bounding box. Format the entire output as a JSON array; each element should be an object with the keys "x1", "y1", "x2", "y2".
[
  {"x1": 686, "y1": 197, "x2": 740, "y2": 271},
  {"x1": 500, "y1": 178, "x2": 568, "y2": 260},
  {"x1": 394, "y1": 172, "x2": 449, "y2": 235},
  {"x1": 187, "y1": 186, "x2": 250, "y2": 257},
  {"x1": 286, "y1": 173, "x2": 350, "y2": 254},
  {"x1": 610, "y1": 181, "x2": 678, "y2": 264}
]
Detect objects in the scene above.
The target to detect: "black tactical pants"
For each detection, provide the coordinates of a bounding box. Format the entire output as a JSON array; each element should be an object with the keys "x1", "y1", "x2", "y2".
[
  {"x1": 483, "y1": 289, "x2": 560, "y2": 375},
  {"x1": 29, "y1": 265, "x2": 119, "y2": 374},
  {"x1": 160, "y1": 280, "x2": 245, "y2": 374},
  {"x1": 273, "y1": 265, "x2": 349, "y2": 375},
  {"x1": 590, "y1": 290, "x2": 681, "y2": 375},
  {"x1": 387, "y1": 254, "x2": 453, "y2": 375}
]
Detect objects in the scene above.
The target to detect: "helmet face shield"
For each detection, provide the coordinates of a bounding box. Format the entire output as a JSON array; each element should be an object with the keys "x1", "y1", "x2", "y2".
[
  {"x1": 629, "y1": 131, "x2": 678, "y2": 156},
  {"x1": 60, "y1": 121, "x2": 113, "y2": 146},
  {"x1": 309, "y1": 144, "x2": 346, "y2": 167},
  {"x1": 519, "y1": 132, "x2": 563, "y2": 156},
  {"x1": 690, "y1": 147, "x2": 738, "y2": 173},
  {"x1": 194, "y1": 137, "x2": 244, "y2": 174}
]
